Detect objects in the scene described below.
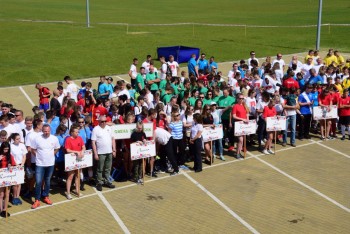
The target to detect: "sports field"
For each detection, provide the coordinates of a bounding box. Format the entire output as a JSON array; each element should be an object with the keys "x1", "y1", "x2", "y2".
[{"x1": 0, "y1": 0, "x2": 350, "y2": 86}]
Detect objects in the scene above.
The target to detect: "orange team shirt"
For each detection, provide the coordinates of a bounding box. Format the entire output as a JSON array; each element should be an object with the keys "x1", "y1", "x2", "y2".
[
  {"x1": 92, "y1": 105, "x2": 108, "y2": 126},
  {"x1": 339, "y1": 97, "x2": 350, "y2": 116},
  {"x1": 64, "y1": 136, "x2": 84, "y2": 151},
  {"x1": 232, "y1": 104, "x2": 248, "y2": 120},
  {"x1": 318, "y1": 94, "x2": 332, "y2": 106},
  {"x1": 263, "y1": 106, "x2": 277, "y2": 119}
]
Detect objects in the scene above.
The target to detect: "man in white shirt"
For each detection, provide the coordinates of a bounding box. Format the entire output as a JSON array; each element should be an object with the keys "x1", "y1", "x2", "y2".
[
  {"x1": 227, "y1": 63, "x2": 241, "y2": 81},
  {"x1": 64, "y1": 76, "x2": 80, "y2": 102},
  {"x1": 31, "y1": 124, "x2": 60, "y2": 209},
  {"x1": 288, "y1": 55, "x2": 303, "y2": 70},
  {"x1": 117, "y1": 80, "x2": 131, "y2": 101},
  {"x1": 0, "y1": 114, "x2": 19, "y2": 139},
  {"x1": 167, "y1": 55, "x2": 180, "y2": 77},
  {"x1": 247, "y1": 51, "x2": 259, "y2": 68},
  {"x1": 142, "y1": 55, "x2": 152, "y2": 74},
  {"x1": 14, "y1": 110, "x2": 25, "y2": 130},
  {"x1": 128, "y1": 58, "x2": 138, "y2": 88},
  {"x1": 301, "y1": 57, "x2": 314, "y2": 82},
  {"x1": 272, "y1": 53, "x2": 285, "y2": 71},
  {"x1": 91, "y1": 116, "x2": 116, "y2": 191},
  {"x1": 313, "y1": 57, "x2": 325, "y2": 74},
  {"x1": 159, "y1": 56, "x2": 168, "y2": 80}
]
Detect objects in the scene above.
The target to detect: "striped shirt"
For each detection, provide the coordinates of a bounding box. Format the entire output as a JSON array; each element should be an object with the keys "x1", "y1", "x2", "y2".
[{"x1": 168, "y1": 121, "x2": 183, "y2": 139}]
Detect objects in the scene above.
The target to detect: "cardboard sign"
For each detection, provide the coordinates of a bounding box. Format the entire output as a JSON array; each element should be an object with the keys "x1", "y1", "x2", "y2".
[
  {"x1": 234, "y1": 120, "x2": 257, "y2": 136},
  {"x1": 202, "y1": 124, "x2": 223, "y2": 142},
  {"x1": 112, "y1": 123, "x2": 153, "y2": 139},
  {"x1": 266, "y1": 116, "x2": 287, "y2": 131},
  {"x1": 313, "y1": 105, "x2": 338, "y2": 120},
  {"x1": 65, "y1": 150, "x2": 93, "y2": 171},
  {"x1": 0, "y1": 166, "x2": 25, "y2": 188},
  {"x1": 130, "y1": 140, "x2": 156, "y2": 160}
]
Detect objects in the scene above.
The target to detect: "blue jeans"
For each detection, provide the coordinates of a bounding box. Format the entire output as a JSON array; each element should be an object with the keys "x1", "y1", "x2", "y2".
[
  {"x1": 212, "y1": 139, "x2": 223, "y2": 156},
  {"x1": 283, "y1": 115, "x2": 296, "y2": 144},
  {"x1": 35, "y1": 165, "x2": 54, "y2": 200}
]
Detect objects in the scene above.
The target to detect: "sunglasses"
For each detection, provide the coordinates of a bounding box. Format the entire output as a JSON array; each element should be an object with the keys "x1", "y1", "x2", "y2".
[
  {"x1": 206, "y1": 109, "x2": 210, "y2": 111},
  {"x1": 199, "y1": 97, "x2": 204, "y2": 99},
  {"x1": 238, "y1": 98, "x2": 244, "y2": 100},
  {"x1": 78, "y1": 121, "x2": 85, "y2": 123},
  {"x1": 100, "y1": 121, "x2": 107, "y2": 123},
  {"x1": 174, "y1": 114, "x2": 180, "y2": 117}
]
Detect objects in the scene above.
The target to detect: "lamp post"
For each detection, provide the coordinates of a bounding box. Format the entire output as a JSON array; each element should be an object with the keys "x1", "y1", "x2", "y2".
[
  {"x1": 316, "y1": 0, "x2": 322, "y2": 50},
  {"x1": 86, "y1": 0, "x2": 90, "y2": 28}
]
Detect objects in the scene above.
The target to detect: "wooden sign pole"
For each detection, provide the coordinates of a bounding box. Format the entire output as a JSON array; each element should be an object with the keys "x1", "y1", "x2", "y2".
[
  {"x1": 77, "y1": 169, "x2": 81, "y2": 198},
  {"x1": 5, "y1": 186, "x2": 9, "y2": 220},
  {"x1": 243, "y1": 135, "x2": 246, "y2": 159},
  {"x1": 142, "y1": 158, "x2": 145, "y2": 186},
  {"x1": 274, "y1": 131, "x2": 277, "y2": 155},
  {"x1": 210, "y1": 141, "x2": 213, "y2": 165}
]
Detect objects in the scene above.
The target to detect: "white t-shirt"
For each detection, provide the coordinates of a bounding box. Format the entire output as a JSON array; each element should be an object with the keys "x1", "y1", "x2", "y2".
[
  {"x1": 66, "y1": 83, "x2": 80, "y2": 101},
  {"x1": 247, "y1": 58, "x2": 259, "y2": 66},
  {"x1": 32, "y1": 134, "x2": 60, "y2": 167},
  {"x1": 130, "y1": 64, "x2": 137, "y2": 79},
  {"x1": 301, "y1": 63, "x2": 313, "y2": 81},
  {"x1": 191, "y1": 123, "x2": 203, "y2": 139},
  {"x1": 25, "y1": 131, "x2": 41, "y2": 163},
  {"x1": 246, "y1": 97, "x2": 257, "y2": 116},
  {"x1": 313, "y1": 64, "x2": 324, "y2": 75},
  {"x1": 57, "y1": 93, "x2": 65, "y2": 106},
  {"x1": 227, "y1": 70, "x2": 240, "y2": 80},
  {"x1": 10, "y1": 143, "x2": 28, "y2": 165},
  {"x1": 167, "y1": 61, "x2": 179, "y2": 77},
  {"x1": 160, "y1": 63, "x2": 167, "y2": 80},
  {"x1": 272, "y1": 59, "x2": 285, "y2": 70},
  {"x1": 91, "y1": 125, "x2": 113, "y2": 154},
  {"x1": 15, "y1": 121, "x2": 25, "y2": 130},
  {"x1": 154, "y1": 127, "x2": 171, "y2": 145},
  {"x1": 118, "y1": 89, "x2": 131, "y2": 100},
  {"x1": 142, "y1": 61, "x2": 150, "y2": 73},
  {"x1": 228, "y1": 77, "x2": 238, "y2": 87}
]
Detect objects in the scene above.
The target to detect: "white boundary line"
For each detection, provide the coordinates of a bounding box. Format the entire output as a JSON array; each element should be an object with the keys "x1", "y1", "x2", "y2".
[
  {"x1": 316, "y1": 142, "x2": 350, "y2": 159},
  {"x1": 247, "y1": 151, "x2": 350, "y2": 213},
  {"x1": 183, "y1": 172, "x2": 260, "y2": 234},
  {"x1": 18, "y1": 86, "x2": 35, "y2": 106},
  {"x1": 94, "y1": 188, "x2": 131, "y2": 234}
]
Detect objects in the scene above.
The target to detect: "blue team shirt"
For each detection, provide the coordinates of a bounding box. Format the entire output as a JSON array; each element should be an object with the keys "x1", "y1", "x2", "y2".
[
  {"x1": 209, "y1": 61, "x2": 218, "y2": 73},
  {"x1": 308, "y1": 75, "x2": 323, "y2": 85},
  {"x1": 298, "y1": 92, "x2": 313, "y2": 115},
  {"x1": 310, "y1": 91, "x2": 319, "y2": 106},
  {"x1": 197, "y1": 59, "x2": 209, "y2": 71},
  {"x1": 188, "y1": 58, "x2": 197, "y2": 75}
]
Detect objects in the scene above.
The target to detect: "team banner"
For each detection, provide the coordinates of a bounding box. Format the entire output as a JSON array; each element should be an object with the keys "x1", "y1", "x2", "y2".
[
  {"x1": 234, "y1": 120, "x2": 257, "y2": 136},
  {"x1": 65, "y1": 150, "x2": 93, "y2": 171},
  {"x1": 0, "y1": 166, "x2": 25, "y2": 188},
  {"x1": 130, "y1": 140, "x2": 156, "y2": 160},
  {"x1": 313, "y1": 105, "x2": 338, "y2": 120},
  {"x1": 202, "y1": 124, "x2": 223, "y2": 142},
  {"x1": 112, "y1": 123, "x2": 153, "y2": 139},
  {"x1": 266, "y1": 116, "x2": 287, "y2": 131}
]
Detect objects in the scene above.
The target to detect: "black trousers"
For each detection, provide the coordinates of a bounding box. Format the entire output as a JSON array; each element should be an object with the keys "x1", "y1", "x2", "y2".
[
  {"x1": 298, "y1": 114, "x2": 312, "y2": 138},
  {"x1": 190, "y1": 138, "x2": 202, "y2": 171},
  {"x1": 164, "y1": 137, "x2": 179, "y2": 172},
  {"x1": 172, "y1": 138, "x2": 185, "y2": 166},
  {"x1": 222, "y1": 119, "x2": 234, "y2": 145}
]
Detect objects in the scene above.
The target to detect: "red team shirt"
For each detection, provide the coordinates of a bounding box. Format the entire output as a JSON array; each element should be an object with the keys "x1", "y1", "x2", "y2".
[
  {"x1": 64, "y1": 136, "x2": 84, "y2": 151},
  {"x1": 318, "y1": 94, "x2": 332, "y2": 106},
  {"x1": 339, "y1": 97, "x2": 350, "y2": 117},
  {"x1": 263, "y1": 106, "x2": 277, "y2": 119},
  {"x1": 232, "y1": 104, "x2": 248, "y2": 120}
]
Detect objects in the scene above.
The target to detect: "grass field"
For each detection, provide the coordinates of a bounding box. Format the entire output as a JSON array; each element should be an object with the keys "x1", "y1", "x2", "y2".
[{"x1": 0, "y1": 0, "x2": 350, "y2": 86}]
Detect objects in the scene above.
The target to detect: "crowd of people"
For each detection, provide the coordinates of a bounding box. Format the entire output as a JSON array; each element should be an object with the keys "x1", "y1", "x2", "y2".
[{"x1": 0, "y1": 48, "x2": 349, "y2": 217}]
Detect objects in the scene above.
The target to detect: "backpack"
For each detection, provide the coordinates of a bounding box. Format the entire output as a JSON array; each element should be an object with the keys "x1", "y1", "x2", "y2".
[{"x1": 166, "y1": 63, "x2": 172, "y2": 76}]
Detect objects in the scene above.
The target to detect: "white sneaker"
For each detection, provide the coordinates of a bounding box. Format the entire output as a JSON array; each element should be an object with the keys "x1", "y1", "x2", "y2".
[
  {"x1": 65, "y1": 192, "x2": 72, "y2": 200},
  {"x1": 267, "y1": 149, "x2": 274, "y2": 154},
  {"x1": 262, "y1": 149, "x2": 270, "y2": 155}
]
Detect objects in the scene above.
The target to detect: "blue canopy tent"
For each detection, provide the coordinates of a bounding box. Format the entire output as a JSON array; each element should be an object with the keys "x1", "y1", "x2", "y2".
[{"x1": 157, "y1": 46, "x2": 200, "y2": 63}]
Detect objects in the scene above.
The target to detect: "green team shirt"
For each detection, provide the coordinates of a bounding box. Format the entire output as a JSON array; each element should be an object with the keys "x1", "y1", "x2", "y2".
[
  {"x1": 135, "y1": 73, "x2": 145, "y2": 92},
  {"x1": 162, "y1": 93, "x2": 173, "y2": 104},
  {"x1": 179, "y1": 88, "x2": 190, "y2": 101},
  {"x1": 199, "y1": 87, "x2": 208, "y2": 95},
  {"x1": 159, "y1": 79, "x2": 169, "y2": 91},
  {"x1": 218, "y1": 95, "x2": 235, "y2": 120},
  {"x1": 146, "y1": 73, "x2": 159, "y2": 91},
  {"x1": 188, "y1": 97, "x2": 197, "y2": 106},
  {"x1": 203, "y1": 98, "x2": 213, "y2": 106}
]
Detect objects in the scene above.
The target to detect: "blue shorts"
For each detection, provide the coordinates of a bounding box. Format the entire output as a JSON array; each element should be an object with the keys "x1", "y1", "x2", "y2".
[{"x1": 39, "y1": 103, "x2": 49, "y2": 111}]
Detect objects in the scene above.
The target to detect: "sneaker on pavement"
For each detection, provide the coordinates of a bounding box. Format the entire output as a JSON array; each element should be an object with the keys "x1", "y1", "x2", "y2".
[
  {"x1": 31, "y1": 200, "x2": 40, "y2": 209},
  {"x1": 282, "y1": 142, "x2": 287, "y2": 147},
  {"x1": 179, "y1": 165, "x2": 189, "y2": 170},
  {"x1": 43, "y1": 196, "x2": 53, "y2": 205},
  {"x1": 104, "y1": 182, "x2": 115, "y2": 189},
  {"x1": 262, "y1": 149, "x2": 270, "y2": 155},
  {"x1": 170, "y1": 171, "x2": 179, "y2": 176},
  {"x1": 291, "y1": 143, "x2": 297, "y2": 147},
  {"x1": 267, "y1": 149, "x2": 274, "y2": 154},
  {"x1": 228, "y1": 146, "x2": 235, "y2": 151},
  {"x1": 341, "y1": 136, "x2": 345, "y2": 140},
  {"x1": 65, "y1": 192, "x2": 72, "y2": 200},
  {"x1": 96, "y1": 183, "x2": 103, "y2": 191},
  {"x1": 219, "y1": 155, "x2": 226, "y2": 161}
]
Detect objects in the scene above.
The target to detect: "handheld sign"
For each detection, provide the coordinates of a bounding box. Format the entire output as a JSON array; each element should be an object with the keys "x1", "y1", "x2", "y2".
[
  {"x1": 112, "y1": 123, "x2": 153, "y2": 139},
  {"x1": 0, "y1": 166, "x2": 25, "y2": 188},
  {"x1": 266, "y1": 116, "x2": 286, "y2": 131},
  {"x1": 202, "y1": 124, "x2": 223, "y2": 142},
  {"x1": 234, "y1": 120, "x2": 257, "y2": 136},
  {"x1": 65, "y1": 150, "x2": 93, "y2": 171},
  {"x1": 313, "y1": 105, "x2": 338, "y2": 120},
  {"x1": 130, "y1": 140, "x2": 156, "y2": 160}
]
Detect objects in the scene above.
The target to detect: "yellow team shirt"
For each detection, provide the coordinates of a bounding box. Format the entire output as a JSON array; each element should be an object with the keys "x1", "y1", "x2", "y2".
[
  {"x1": 304, "y1": 55, "x2": 314, "y2": 64},
  {"x1": 343, "y1": 77, "x2": 350, "y2": 90},
  {"x1": 324, "y1": 55, "x2": 337, "y2": 66},
  {"x1": 336, "y1": 55, "x2": 345, "y2": 67},
  {"x1": 334, "y1": 83, "x2": 343, "y2": 95}
]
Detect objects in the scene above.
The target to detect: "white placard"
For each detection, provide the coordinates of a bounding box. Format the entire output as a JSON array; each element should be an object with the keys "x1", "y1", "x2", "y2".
[
  {"x1": 0, "y1": 166, "x2": 25, "y2": 188},
  {"x1": 202, "y1": 124, "x2": 224, "y2": 142},
  {"x1": 266, "y1": 116, "x2": 287, "y2": 131},
  {"x1": 112, "y1": 123, "x2": 153, "y2": 139},
  {"x1": 65, "y1": 150, "x2": 93, "y2": 171},
  {"x1": 313, "y1": 105, "x2": 338, "y2": 120},
  {"x1": 130, "y1": 140, "x2": 156, "y2": 160},
  {"x1": 234, "y1": 120, "x2": 257, "y2": 136}
]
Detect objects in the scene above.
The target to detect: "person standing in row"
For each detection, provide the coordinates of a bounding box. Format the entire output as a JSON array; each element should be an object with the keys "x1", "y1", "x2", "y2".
[
  {"x1": 91, "y1": 116, "x2": 116, "y2": 191},
  {"x1": 190, "y1": 113, "x2": 203, "y2": 173},
  {"x1": 31, "y1": 125, "x2": 60, "y2": 209}
]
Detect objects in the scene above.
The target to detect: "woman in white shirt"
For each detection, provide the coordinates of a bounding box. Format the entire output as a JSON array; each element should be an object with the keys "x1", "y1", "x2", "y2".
[
  {"x1": 10, "y1": 133, "x2": 27, "y2": 206},
  {"x1": 189, "y1": 113, "x2": 203, "y2": 173}
]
